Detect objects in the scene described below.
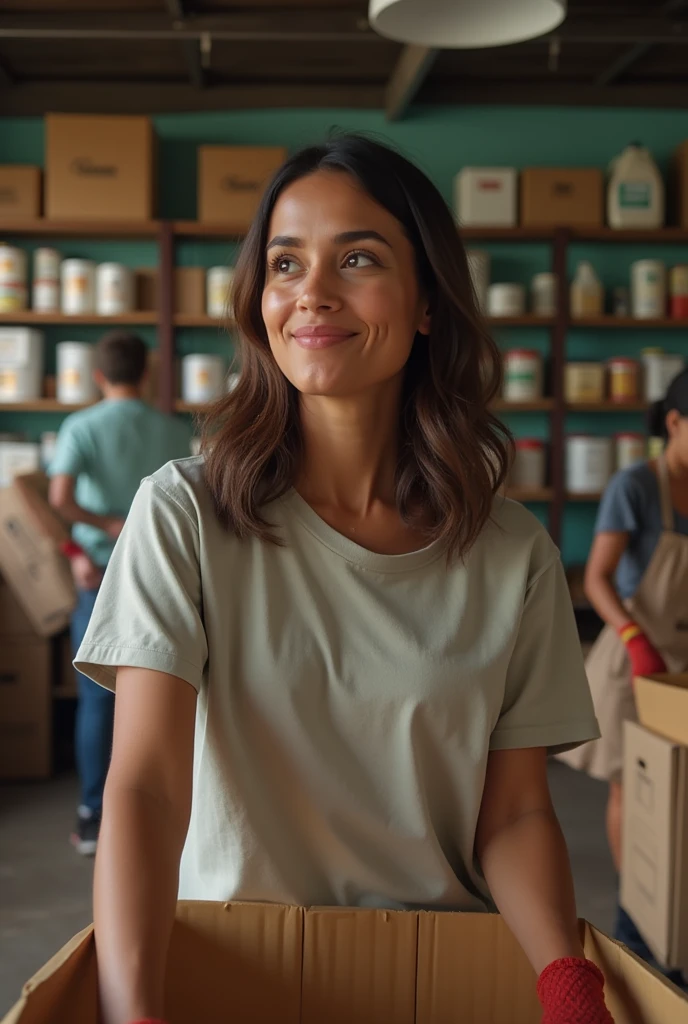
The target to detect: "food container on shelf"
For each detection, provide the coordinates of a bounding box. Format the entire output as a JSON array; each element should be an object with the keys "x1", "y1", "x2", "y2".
[
  {"x1": 648, "y1": 436, "x2": 665, "y2": 458},
  {"x1": 631, "y1": 260, "x2": 666, "y2": 319},
  {"x1": 181, "y1": 354, "x2": 226, "y2": 404},
  {"x1": 206, "y1": 266, "x2": 234, "y2": 319},
  {"x1": 608, "y1": 357, "x2": 640, "y2": 403},
  {"x1": 61, "y1": 259, "x2": 96, "y2": 315},
  {"x1": 566, "y1": 436, "x2": 614, "y2": 494},
  {"x1": 33, "y1": 247, "x2": 61, "y2": 312},
  {"x1": 511, "y1": 439, "x2": 546, "y2": 490},
  {"x1": 565, "y1": 362, "x2": 606, "y2": 404},
  {"x1": 0, "y1": 327, "x2": 44, "y2": 402},
  {"x1": 607, "y1": 143, "x2": 665, "y2": 229},
  {"x1": 641, "y1": 349, "x2": 685, "y2": 402},
  {"x1": 570, "y1": 261, "x2": 603, "y2": 318},
  {"x1": 466, "y1": 250, "x2": 490, "y2": 312},
  {"x1": 503, "y1": 348, "x2": 542, "y2": 402},
  {"x1": 454, "y1": 167, "x2": 517, "y2": 227},
  {"x1": 96, "y1": 263, "x2": 134, "y2": 316},
  {"x1": 56, "y1": 342, "x2": 98, "y2": 404},
  {"x1": 0, "y1": 440, "x2": 41, "y2": 488},
  {"x1": 531, "y1": 272, "x2": 557, "y2": 317},
  {"x1": 487, "y1": 283, "x2": 525, "y2": 318},
  {"x1": 616, "y1": 433, "x2": 646, "y2": 470},
  {"x1": 0, "y1": 243, "x2": 28, "y2": 312},
  {"x1": 670, "y1": 265, "x2": 688, "y2": 320},
  {"x1": 613, "y1": 286, "x2": 630, "y2": 317}
]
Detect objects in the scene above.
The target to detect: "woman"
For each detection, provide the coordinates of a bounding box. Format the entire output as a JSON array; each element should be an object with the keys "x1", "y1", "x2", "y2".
[
  {"x1": 562, "y1": 368, "x2": 688, "y2": 972},
  {"x1": 75, "y1": 136, "x2": 611, "y2": 1024}
]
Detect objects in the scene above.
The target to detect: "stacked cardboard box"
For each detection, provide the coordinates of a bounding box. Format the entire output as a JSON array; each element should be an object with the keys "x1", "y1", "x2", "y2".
[
  {"x1": 4, "y1": 902, "x2": 687, "y2": 1023},
  {"x1": 622, "y1": 674, "x2": 688, "y2": 976}
]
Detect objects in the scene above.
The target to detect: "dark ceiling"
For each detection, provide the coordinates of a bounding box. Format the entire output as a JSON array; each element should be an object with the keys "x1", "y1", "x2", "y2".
[{"x1": 0, "y1": 1, "x2": 687, "y2": 119}]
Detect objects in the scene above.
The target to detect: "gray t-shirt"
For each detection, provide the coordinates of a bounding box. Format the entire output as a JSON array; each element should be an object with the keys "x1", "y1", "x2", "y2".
[
  {"x1": 76, "y1": 456, "x2": 598, "y2": 910},
  {"x1": 595, "y1": 461, "x2": 688, "y2": 600}
]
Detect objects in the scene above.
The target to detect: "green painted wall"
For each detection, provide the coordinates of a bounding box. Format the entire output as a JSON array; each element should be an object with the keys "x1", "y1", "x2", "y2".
[{"x1": 2, "y1": 105, "x2": 688, "y2": 565}]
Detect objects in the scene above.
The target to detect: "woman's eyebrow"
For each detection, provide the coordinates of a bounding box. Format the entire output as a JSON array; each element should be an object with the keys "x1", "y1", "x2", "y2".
[{"x1": 266, "y1": 229, "x2": 392, "y2": 252}]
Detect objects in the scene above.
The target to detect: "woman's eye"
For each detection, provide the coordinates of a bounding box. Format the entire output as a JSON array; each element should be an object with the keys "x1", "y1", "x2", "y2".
[
  {"x1": 343, "y1": 252, "x2": 375, "y2": 269},
  {"x1": 276, "y1": 257, "x2": 298, "y2": 274}
]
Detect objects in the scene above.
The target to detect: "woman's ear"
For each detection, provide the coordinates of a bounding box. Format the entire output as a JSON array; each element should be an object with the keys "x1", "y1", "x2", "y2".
[
  {"x1": 666, "y1": 408, "x2": 681, "y2": 438},
  {"x1": 417, "y1": 304, "x2": 432, "y2": 336}
]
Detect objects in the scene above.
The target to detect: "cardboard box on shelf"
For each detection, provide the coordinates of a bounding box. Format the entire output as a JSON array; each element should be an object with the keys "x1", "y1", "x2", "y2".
[
  {"x1": 45, "y1": 114, "x2": 156, "y2": 221},
  {"x1": 0, "y1": 577, "x2": 37, "y2": 636},
  {"x1": 520, "y1": 168, "x2": 604, "y2": 227},
  {"x1": 4, "y1": 902, "x2": 687, "y2": 1024},
  {"x1": 198, "y1": 146, "x2": 287, "y2": 228},
  {"x1": 0, "y1": 166, "x2": 41, "y2": 219},
  {"x1": 621, "y1": 720, "x2": 688, "y2": 974},
  {"x1": 0, "y1": 472, "x2": 76, "y2": 637},
  {"x1": 136, "y1": 266, "x2": 206, "y2": 315},
  {"x1": 454, "y1": 167, "x2": 518, "y2": 228},
  {"x1": 0, "y1": 637, "x2": 52, "y2": 780},
  {"x1": 675, "y1": 141, "x2": 688, "y2": 229},
  {"x1": 635, "y1": 673, "x2": 688, "y2": 747}
]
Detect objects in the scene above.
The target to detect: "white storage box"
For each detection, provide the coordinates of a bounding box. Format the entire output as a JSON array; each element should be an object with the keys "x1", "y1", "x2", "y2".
[
  {"x1": 455, "y1": 167, "x2": 518, "y2": 227},
  {"x1": 0, "y1": 328, "x2": 44, "y2": 402},
  {"x1": 0, "y1": 441, "x2": 42, "y2": 488}
]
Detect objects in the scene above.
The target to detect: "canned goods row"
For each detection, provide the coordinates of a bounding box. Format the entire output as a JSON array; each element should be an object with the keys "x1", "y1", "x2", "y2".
[{"x1": 509, "y1": 435, "x2": 646, "y2": 492}]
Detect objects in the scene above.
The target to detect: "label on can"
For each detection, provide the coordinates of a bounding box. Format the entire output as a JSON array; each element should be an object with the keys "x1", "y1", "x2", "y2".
[{"x1": 619, "y1": 182, "x2": 651, "y2": 209}]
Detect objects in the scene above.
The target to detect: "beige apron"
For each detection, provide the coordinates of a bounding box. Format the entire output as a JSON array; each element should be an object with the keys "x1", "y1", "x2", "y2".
[{"x1": 560, "y1": 456, "x2": 688, "y2": 782}]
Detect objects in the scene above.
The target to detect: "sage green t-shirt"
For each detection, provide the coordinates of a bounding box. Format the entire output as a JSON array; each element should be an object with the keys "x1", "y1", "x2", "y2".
[{"x1": 76, "y1": 456, "x2": 599, "y2": 910}]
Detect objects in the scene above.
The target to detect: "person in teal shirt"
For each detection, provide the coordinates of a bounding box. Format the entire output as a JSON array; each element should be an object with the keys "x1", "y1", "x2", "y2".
[{"x1": 49, "y1": 330, "x2": 193, "y2": 855}]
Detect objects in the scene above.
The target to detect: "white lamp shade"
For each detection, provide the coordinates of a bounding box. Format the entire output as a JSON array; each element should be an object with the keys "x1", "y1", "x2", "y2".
[{"x1": 369, "y1": 0, "x2": 566, "y2": 48}]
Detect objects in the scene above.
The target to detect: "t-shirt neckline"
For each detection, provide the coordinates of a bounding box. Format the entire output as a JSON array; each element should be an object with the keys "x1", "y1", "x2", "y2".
[{"x1": 282, "y1": 489, "x2": 447, "y2": 573}]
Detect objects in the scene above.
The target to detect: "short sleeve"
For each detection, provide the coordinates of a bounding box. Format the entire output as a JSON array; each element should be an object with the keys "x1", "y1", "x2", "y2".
[
  {"x1": 74, "y1": 478, "x2": 208, "y2": 693},
  {"x1": 49, "y1": 417, "x2": 89, "y2": 478},
  {"x1": 595, "y1": 469, "x2": 643, "y2": 536},
  {"x1": 490, "y1": 556, "x2": 600, "y2": 755}
]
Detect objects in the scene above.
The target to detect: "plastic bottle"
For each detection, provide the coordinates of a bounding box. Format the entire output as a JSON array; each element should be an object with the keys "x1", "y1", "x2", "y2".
[
  {"x1": 570, "y1": 261, "x2": 604, "y2": 319},
  {"x1": 607, "y1": 143, "x2": 665, "y2": 229}
]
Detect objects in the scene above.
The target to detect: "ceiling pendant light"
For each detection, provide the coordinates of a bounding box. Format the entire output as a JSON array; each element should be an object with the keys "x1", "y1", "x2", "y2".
[{"x1": 369, "y1": 0, "x2": 567, "y2": 48}]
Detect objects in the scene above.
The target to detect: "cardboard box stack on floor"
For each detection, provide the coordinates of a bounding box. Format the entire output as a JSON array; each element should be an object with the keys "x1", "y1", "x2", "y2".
[
  {"x1": 0, "y1": 472, "x2": 77, "y2": 779},
  {"x1": 622, "y1": 674, "x2": 688, "y2": 977},
  {"x1": 4, "y1": 902, "x2": 687, "y2": 1024}
]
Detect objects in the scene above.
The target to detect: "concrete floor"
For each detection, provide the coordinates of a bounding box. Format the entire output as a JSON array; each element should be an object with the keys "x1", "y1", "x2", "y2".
[{"x1": 0, "y1": 761, "x2": 617, "y2": 1017}]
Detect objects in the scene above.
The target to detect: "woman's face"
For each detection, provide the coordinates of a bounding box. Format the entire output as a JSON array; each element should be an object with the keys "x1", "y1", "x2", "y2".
[
  {"x1": 261, "y1": 169, "x2": 431, "y2": 398},
  {"x1": 667, "y1": 410, "x2": 688, "y2": 466}
]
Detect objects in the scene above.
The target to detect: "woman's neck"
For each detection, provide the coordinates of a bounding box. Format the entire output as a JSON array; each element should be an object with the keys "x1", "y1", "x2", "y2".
[
  {"x1": 297, "y1": 378, "x2": 402, "y2": 514},
  {"x1": 664, "y1": 444, "x2": 688, "y2": 482}
]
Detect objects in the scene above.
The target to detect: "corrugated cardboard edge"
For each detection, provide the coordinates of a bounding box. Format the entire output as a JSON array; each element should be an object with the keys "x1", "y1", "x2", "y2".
[{"x1": 1, "y1": 926, "x2": 94, "y2": 1024}]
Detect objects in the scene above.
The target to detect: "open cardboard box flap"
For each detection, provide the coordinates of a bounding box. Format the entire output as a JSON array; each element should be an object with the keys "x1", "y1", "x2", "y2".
[
  {"x1": 635, "y1": 673, "x2": 688, "y2": 747},
  {"x1": 4, "y1": 902, "x2": 687, "y2": 1024}
]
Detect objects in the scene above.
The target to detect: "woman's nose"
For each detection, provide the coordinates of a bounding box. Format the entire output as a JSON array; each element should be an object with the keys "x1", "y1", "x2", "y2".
[{"x1": 296, "y1": 266, "x2": 343, "y2": 313}]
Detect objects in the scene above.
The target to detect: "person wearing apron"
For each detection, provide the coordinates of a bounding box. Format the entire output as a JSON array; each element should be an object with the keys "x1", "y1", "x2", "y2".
[{"x1": 560, "y1": 368, "x2": 688, "y2": 979}]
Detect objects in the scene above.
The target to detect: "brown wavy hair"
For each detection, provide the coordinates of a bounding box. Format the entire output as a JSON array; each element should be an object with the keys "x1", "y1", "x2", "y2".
[{"x1": 202, "y1": 135, "x2": 512, "y2": 558}]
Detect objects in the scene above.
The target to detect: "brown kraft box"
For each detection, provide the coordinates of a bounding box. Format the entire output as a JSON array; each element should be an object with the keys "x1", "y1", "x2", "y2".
[
  {"x1": 0, "y1": 637, "x2": 52, "y2": 780},
  {"x1": 198, "y1": 145, "x2": 287, "y2": 228},
  {"x1": 520, "y1": 168, "x2": 604, "y2": 227},
  {"x1": 0, "y1": 166, "x2": 41, "y2": 219},
  {"x1": 45, "y1": 114, "x2": 156, "y2": 221}
]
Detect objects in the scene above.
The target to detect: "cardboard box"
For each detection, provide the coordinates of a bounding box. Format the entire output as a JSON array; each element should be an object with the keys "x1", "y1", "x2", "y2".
[
  {"x1": 520, "y1": 168, "x2": 604, "y2": 227},
  {"x1": 0, "y1": 472, "x2": 76, "y2": 637},
  {"x1": 454, "y1": 167, "x2": 518, "y2": 227},
  {"x1": 674, "y1": 141, "x2": 688, "y2": 229},
  {"x1": 136, "y1": 266, "x2": 206, "y2": 315},
  {"x1": 0, "y1": 166, "x2": 41, "y2": 219},
  {"x1": 54, "y1": 628, "x2": 77, "y2": 699},
  {"x1": 4, "y1": 902, "x2": 687, "y2": 1024},
  {"x1": 198, "y1": 146, "x2": 287, "y2": 227},
  {"x1": 0, "y1": 577, "x2": 36, "y2": 636},
  {"x1": 0, "y1": 637, "x2": 52, "y2": 779},
  {"x1": 621, "y1": 721, "x2": 688, "y2": 973},
  {"x1": 635, "y1": 673, "x2": 688, "y2": 747},
  {"x1": 45, "y1": 114, "x2": 156, "y2": 221}
]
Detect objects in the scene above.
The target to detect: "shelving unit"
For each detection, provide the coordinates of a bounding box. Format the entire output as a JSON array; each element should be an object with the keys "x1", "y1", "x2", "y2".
[
  {"x1": 0, "y1": 400, "x2": 93, "y2": 413},
  {"x1": 504, "y1": 487, "x2": 554, "y2": 503},
  {"x1": 571, "y1": 316, "x2": 688, "y2": 329},
  {"x1": 566, "y1": 401, "x2": 649, "y2": 412},
  {"x1": 0, "y1": 312, "x2": 159, "y2": 326}
]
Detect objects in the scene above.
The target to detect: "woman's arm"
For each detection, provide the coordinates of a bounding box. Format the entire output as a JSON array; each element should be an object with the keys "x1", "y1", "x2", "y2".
[
  {"x1": 94, "y1": 667, "x2": 197, "y2": 1024},
  {"x1": 583, "y1": 531, "x2": 631, "y2": 630}
]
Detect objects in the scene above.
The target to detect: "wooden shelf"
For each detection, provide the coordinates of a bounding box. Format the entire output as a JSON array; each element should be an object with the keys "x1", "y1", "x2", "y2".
[
  {"x1": 175, "y1": 401, "x2": 210, "y2": 413},
  {"x1": 0, "y1": 219, "x2": 160, "y2": 238},
  {"x1": 174, "y1": 314, "x2": 231, "y2": 328},
  {"x1": 493, "y1": 398, "x2": 555, "y2": 412},
  {"x1": 505, "y1": 487, "x2": 554, "y2": 503},
  {"x1": 459, "y1": 227, "x2": 555, "y2": 241},
  {"x1": 567, "y1": 401, "x2": 648, "y2": 412},
  {"x1": 566, "y1": 492, "x2": 603, "y2": 503},
  {"x1": 488, "y1": 315, "x2": 555, "y2": 327},
  {"x1": 0, "y1": 399, "x2": 94, "y2": 412},
  {"x1": 173, "y1": 221, "x2": 248, "y2": 238},
  {"x1": 571, "y1": 227, "x2": 688, "y2": 243},
  {"x1": 571, "y1": 316, "x2": 688, "y2": 329},
  {"x1": 0, "y1": 311, "x2": 159, "y2": 326}
]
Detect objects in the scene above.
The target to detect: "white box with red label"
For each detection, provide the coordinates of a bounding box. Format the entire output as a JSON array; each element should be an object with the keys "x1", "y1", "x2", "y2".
[{"x1": 454, "y1": 167, "x2": 518, "y2": 227}]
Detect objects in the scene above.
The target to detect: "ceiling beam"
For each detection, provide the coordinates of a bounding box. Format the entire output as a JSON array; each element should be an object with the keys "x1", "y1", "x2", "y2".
[
  {"x1": 164, "y1": 0, "x2": 207, "y2": 89},
  {"x1": 0, "y1": 54, "x2": 13, "y2": 86},
  {"x1": 594, "y1": 0, "x2": 688, "y2": 86},
  {"x1": 385, "y1": 45, "x2": 438, "y2": 121},
  {"x1": 422, "y1": 80, "x2": 688, "y2": 109}
]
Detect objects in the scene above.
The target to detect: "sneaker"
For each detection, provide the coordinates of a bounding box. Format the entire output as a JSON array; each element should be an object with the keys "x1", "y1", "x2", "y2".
[{"x1": 70, "y1": 805, "x2": 100, "y2": 856}]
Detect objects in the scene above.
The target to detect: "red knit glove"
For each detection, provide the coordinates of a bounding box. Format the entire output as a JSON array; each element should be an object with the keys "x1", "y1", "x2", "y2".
[
  {"x1": 618, "y1": 622, "x2": 667, "y2": 678},
  {"x1": 538, "y1": 958, "x2": 614, "y2": 1023}
]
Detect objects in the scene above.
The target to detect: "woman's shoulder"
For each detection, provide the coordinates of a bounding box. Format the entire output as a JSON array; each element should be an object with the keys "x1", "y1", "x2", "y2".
[
  {"x1": 139, "y1": 455, "x2": 212, "y2": 526},
  {"x1": 480, "y1": 496, "x2": 560, "y2": 580}
]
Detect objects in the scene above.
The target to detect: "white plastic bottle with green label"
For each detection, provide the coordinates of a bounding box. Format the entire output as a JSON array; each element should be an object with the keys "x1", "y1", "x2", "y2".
[{"x1": 607, "y1": 143, "x2": 664, "y2": 229}]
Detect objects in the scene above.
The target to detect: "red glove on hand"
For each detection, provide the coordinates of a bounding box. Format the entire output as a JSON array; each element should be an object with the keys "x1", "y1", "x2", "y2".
[
  {"x1": 537, "y1": 958, "x2": 614, "y2": 1024},
  {"x1": 618, "y1": 621, "x2": 667, "y2": 678}
]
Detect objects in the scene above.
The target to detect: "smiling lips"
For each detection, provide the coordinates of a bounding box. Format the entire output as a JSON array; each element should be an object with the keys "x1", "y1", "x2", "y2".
[{"x1": 291, "y1": 324, "x2": 357, "y2": 350}]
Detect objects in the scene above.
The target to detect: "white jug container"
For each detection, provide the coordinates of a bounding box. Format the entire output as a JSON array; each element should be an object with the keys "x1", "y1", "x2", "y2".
[
  {"x1": 607, "y1": 143, "x2": 665, "y2": 229},
  {"x1": 57, "y1": 342, "x2": 98, "y2": 404},
  {"x1": 182, "y1": 354, "x2": 226, "y2": 404},
  {"x1": 96, "y1": 263, "x2": 134, "y2": 316}
]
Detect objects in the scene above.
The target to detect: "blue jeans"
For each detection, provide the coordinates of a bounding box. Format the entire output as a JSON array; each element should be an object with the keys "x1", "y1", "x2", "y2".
[{"x1": 71, "y1": 586, "x2": 114, "y2": 815}]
